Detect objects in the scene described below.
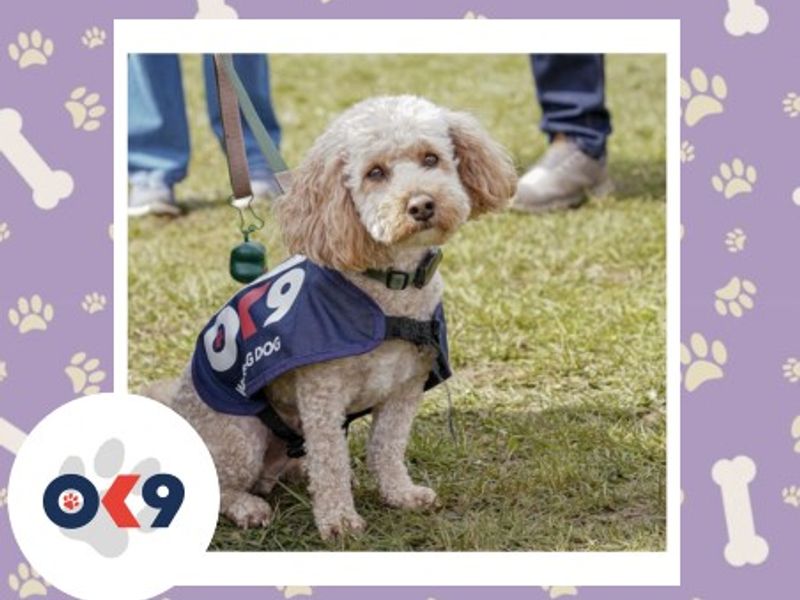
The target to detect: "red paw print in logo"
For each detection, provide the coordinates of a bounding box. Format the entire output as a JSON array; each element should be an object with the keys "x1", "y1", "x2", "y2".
[
  {"x1": 61, "y1": 491, "x2": 82, "y2": 512},
  {"x1": 212, "y1": 323, "x2": 226, "y2": 352}
]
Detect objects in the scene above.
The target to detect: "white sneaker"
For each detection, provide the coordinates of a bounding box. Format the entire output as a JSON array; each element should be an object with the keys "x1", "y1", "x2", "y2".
[{"x1": 128, "y1": 182, "x2": 181, "y2": 217}]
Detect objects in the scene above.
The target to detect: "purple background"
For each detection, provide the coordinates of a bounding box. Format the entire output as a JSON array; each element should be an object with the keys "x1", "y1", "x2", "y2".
[{"x1": 1, "y1": 0, "x2": 797, "y2": 598}]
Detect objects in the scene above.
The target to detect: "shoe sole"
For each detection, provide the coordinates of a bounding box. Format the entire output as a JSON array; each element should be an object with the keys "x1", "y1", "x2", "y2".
[
  {"x1": 128, "y1": 201, "x2": 182, "y2": 218},
  {"x1": 511, "y1": 177, "x2": 615, "y2": 214}
]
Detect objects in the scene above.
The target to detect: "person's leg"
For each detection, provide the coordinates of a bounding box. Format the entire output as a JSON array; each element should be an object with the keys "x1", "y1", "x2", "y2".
[
  {"x1": 531, "y1": 54, "x2": 611, "y2": 159},
  {"x1": 203, "y1": 54, "x2": 282, "y2": 197},
  {"x1": 128, "y1": 55, "x2": 191, "y2": 189},
  {"x1": 128, "y1": 54, "x2": 188, "y2": 215},
  {"x1": 513, "y1": 54, "x2": 613, "y2": 213}
]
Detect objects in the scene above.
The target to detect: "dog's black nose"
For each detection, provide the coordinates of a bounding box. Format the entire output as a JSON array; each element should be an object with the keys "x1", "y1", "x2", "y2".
[{"x1": 408, "y1": 196, "x2": 435, "y2": 222}]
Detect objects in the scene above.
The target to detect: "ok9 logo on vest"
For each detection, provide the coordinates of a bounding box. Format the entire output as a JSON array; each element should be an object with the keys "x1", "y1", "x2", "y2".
[{"x1": 204, "y1": 265, "x2": 306, "y2": 372}]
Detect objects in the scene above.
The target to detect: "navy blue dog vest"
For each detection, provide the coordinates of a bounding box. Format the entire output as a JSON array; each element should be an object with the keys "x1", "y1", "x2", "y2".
[{"x1": 191, "y1": 255, "x2": 451, "y2": 454}]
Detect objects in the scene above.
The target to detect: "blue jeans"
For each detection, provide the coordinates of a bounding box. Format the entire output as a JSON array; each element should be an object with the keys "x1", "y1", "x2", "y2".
[
  {"x1": 530, "y1": 54, "x2": 611, "y2": 159},
  {"x1": 128, "y1": 54, "x2": 281, "y2": 187}
]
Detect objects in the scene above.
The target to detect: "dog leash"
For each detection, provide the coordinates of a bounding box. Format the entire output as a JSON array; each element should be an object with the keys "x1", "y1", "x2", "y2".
[{"x1": 212, "y1": 53, "x2": 293, "y2": 283}]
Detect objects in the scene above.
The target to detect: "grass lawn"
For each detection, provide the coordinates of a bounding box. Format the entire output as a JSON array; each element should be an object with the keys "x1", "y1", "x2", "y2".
[{"x1": 128, "y1": 54, "x2": 666, "y2": 551}]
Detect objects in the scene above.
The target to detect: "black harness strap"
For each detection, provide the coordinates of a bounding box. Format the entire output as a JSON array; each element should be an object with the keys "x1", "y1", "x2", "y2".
[
  {"x1": 258, "y1": 315, "x2": 442, "y2": 458},
  {"x1": 258, "y1": 401, "x2": 306, "y2": 459}
]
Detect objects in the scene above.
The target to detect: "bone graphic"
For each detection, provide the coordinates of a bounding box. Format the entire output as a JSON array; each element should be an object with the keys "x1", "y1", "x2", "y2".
[
  {"x1": 0, "y1": 417, "x2": 27, "y2": 455},
  {"x1": 725, "y1": 0, "x2": 769, "y2": 36},
  {"x1": 0, "y1": 108, "x2": 74, "y2": 210},
  {"x1": 711, "y1": 455, "x2": 769, "y2": 566},
  {"x1": 195, "y1": 0, "x2": 238, "y2": 18}
]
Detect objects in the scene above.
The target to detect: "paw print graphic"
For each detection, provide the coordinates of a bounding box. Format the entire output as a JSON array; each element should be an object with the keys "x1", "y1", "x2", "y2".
[
  {"x1": 711, "y1": 159, "x2": 757, "y2": 199},
  {"x1": 0, "y1": 487, "x2": 7, "y2": 507},
  {"x1": 65, "y1": 352, "x2": 106, "y2": 395},
  {"x1": 681, "y1": 333, "x2": 727, "y2": 392},
  {"x1": 0, "y1": 222, "x2": 10, "y2": 243},
  {"x1": 783, "y1": 358, "x2": 800, "y2": 383},
  {"x1": 277, "y1": 587, "x2": 313, "y2": 598},
  {"x1": 195, "y1": 0, "x2": 240, "y2": 18},
  {"x1": 714, "y1": 276, "x2": 756, "y2": 318},
  {"x1": 542, "y1": 587, "x2": 578, "y2": 599},
  {"x1": 725, "y1": 228, "x2": 747, "y2": 253},
  {"x1": 65, "y1": 87, "x2": 106, "y2": 132},
  {"x1": 782, "y1": 486, "x2": 800, "y2": 507},
  {"x1": 61, "y1": 490, "x2": 82, "y2": 512},
  {"x1": 8, "y1": 295, "x2": 54, "y2": 334},
  {"x1": 784, "y1": 92, "x2": 800, "y2": 118},
  {"x1": 680, "y1": 68, "x2": 727, "y2": 127},
  {"x1": 7, "y1": 30, "x2": 53, "y2": 69},
  {"x1": 792, "y1": 416, "x2": 800, "y2": 453},
  {"x1": 0, "y1": 361, "x2": 7, "y2": 382},
  {"x1": 81, "y1": 292, "x2": 107, "y2": 314},
  {"x1": 58, "y1": 438, "x2": 162, "y2": 557},
  {"x1": 81, "y1": 26, "x2": 106, "y2": 49},
  {"x1": 7, "y1": 562, "x2": 48, "y2": 598},
  {"x1": 680, "y1": 140, "x2": 695, "y2": 163}
]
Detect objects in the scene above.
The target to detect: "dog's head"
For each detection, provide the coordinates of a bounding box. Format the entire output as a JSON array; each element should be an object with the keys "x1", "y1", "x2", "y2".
[{"x1": 275, "y1": 95, "x2": 517, "y2": 271}]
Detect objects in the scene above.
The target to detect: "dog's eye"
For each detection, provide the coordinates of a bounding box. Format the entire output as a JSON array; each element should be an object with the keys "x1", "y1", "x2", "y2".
[
  {"x1": 423, "y1": 153, "x2": 439, "y2": 168},
  {"x1": 366, "y1": 165, "x2": 386, "y2": 181}
]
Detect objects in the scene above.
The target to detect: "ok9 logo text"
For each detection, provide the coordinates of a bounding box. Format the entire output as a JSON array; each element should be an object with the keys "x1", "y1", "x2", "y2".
[
  {"x1": 43, "y1": 473, "x2": 184, "y2": 529},
  {"x1": 204, "y1": 263, "x2": 306, "y2": 372}
]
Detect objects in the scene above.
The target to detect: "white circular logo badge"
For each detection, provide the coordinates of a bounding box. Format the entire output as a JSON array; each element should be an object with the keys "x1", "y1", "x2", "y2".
[{"x1": 7, "y1": 394, "x2": 220, "y2": 600}]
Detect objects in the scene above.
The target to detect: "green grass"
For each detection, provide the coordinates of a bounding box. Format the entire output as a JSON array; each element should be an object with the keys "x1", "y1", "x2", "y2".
[{"x1": 129, "y1": 54, "x2": 665, "y2": 551}]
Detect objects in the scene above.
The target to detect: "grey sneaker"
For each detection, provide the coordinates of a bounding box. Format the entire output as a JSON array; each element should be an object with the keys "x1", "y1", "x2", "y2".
[
  {"x1": 512, "y1": 139, "x2": 613, "y2": 213},
  {"x1": 128, "y1": 182, "x2": 181, "y2": 217}
]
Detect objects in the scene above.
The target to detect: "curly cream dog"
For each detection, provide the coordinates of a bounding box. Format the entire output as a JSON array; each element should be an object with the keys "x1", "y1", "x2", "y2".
[{"x1": 160, "y1": 95, "x2": 516, "y2": 539}]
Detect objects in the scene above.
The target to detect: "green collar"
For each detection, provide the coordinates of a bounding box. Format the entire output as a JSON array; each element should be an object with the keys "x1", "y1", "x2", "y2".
[{"x1": 363, "y1": 248, "x2": 443, "y2": 290}]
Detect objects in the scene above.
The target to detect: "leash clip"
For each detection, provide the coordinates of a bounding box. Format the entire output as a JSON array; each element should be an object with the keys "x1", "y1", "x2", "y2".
[{"x1": 230, "y1": 194, "x2": 264, "y2": 242}]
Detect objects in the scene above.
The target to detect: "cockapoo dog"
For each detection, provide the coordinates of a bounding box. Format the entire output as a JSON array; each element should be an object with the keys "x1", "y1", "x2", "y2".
[{"x1": 157, "y1": 95, "x2": 517, "y2": 539}]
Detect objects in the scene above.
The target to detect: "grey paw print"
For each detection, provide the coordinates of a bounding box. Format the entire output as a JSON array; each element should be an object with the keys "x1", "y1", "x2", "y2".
[{"x1": 59, "y1": 438, "x2": 161, "y2": 557}]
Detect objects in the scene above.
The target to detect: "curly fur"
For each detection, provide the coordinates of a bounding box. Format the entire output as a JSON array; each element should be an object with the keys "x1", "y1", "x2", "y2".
[{"x1": 162, "y1": 95, "x2": 517, "y2": 539}]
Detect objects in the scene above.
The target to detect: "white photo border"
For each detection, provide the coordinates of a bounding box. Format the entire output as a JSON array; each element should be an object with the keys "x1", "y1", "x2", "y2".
[{"x1": 114, "y1": 18, "x2": 681, "y2": 587}]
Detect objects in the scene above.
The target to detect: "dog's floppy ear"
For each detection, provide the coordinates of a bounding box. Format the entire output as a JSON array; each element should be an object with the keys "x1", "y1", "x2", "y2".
[
  {"x1": 446, "y1": 110, "x2": 518, "y2": 218},
  {"x1": 274, "y1": 142, "x2": 390, "y2": 272}
]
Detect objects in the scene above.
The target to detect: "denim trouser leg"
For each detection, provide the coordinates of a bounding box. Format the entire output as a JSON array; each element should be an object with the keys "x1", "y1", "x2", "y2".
[
  {"x1": 128, "y1": 54, "x2": 191, "y2": 186},
  {"x1": 203, "y1": 54, "x2": 282, "y2": 178},
  {"x1": 530, "y1": 54, "x2": 612, "y2": 159}
]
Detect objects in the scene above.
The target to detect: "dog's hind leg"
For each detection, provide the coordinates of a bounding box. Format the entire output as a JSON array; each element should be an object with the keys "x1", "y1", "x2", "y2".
[
  {"x1": 220, "y1": 488, "x2": 272, "y2": 529},
  {"x1": 166, "y1": 369, "x2": 273, "y2": 528},
  {"x1": 213, "y1": 416, "x2": 273, "y2": 529},
  {"x1": 252, "y1": 432, "x2": 304, "y2": 497}
]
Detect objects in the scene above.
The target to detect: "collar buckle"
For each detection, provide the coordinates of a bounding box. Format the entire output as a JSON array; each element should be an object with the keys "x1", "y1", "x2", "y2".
[
  {"x1": 385, "y1": 270, "x2": 410, "y2": 290},
  {"x1": 363, "y1": 248, "x2": 443, "y2": 291}
]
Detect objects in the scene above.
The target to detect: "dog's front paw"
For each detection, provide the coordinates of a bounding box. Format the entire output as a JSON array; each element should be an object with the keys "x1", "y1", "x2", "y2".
[
  {"x1": 315, "y1": 509, "x2": 366, "y2": 540},
  {"x1": 224, "y1": 493, "x2": 273, "y2": 529},
  {"x1": 383, "y1": 485, "x2": 438, "y2": 510}
]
